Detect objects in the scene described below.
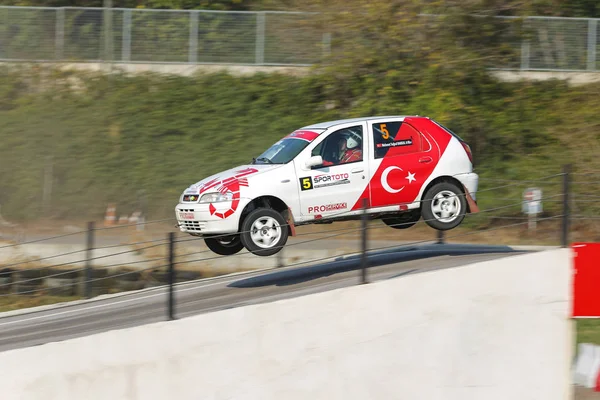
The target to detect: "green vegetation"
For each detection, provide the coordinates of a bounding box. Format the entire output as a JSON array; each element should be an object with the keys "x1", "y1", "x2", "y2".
[
  {"x1": 0, "y1": 1, "x2": 599, "y2": 224},
  {"x1": 2, "y1": 0, "x2": 599, "y2": 17},
  {"x1": 577, "y1": 320, "x2": 600, "y2": 345},
  {"x1": 0, "y1": 64, "x2": 598, "y2": 224},
  {"x1": 1, "y1": 1, "x2": 256, "y2": 10}
]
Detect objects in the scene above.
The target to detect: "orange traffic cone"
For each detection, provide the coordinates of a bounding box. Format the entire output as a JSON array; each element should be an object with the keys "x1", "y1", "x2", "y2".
[{"x1": 104, "y1": 203, "x2": 116, "y2": 226}]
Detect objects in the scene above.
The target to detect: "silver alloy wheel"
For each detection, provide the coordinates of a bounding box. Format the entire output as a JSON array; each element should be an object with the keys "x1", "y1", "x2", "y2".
[
  {"x1": 430, "y1": 190, "x2": 461, "y2": 223},
  {"x1": 249, "y1": 216, "x2": 282, "y2": 249}
]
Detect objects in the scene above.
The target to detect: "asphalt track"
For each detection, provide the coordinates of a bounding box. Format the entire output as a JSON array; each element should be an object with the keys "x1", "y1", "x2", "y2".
[{"x1": 0, "y1": 242, "x2": 534, "y2": 353}]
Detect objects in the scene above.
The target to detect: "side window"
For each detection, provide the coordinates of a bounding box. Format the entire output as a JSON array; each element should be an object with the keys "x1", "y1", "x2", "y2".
[
  {"x1": 311, "y1": 141, "x2": 323, "y2": 157},
  {"x1": 372, "y1": 121, "x2": 423, "y2": 159},
  {"x1": 311, "y1": 125, "x2": 363, "y2": 167}
]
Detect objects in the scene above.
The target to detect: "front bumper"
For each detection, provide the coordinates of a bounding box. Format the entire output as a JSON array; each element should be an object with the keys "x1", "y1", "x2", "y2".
[{"x1": 175, "y1": 202, "x2": 240, "y2": 235}]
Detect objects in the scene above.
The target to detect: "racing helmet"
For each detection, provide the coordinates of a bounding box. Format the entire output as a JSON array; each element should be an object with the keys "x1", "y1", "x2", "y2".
[{"x1": 344, "y1": 129, "x2": 361, "y2": 149}]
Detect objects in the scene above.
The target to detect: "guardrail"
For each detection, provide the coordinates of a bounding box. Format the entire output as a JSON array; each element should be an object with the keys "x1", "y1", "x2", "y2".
[
  {"x1": 0, "y1": 164, "x2": 587, "y2": 319},
  {"x1": 0, "y1": 6, "x2": 597, "y2": 71}
]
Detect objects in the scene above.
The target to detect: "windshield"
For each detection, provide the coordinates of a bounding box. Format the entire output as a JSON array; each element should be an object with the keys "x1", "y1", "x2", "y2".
[{"x1": 253, "y1": 138, "x2": 310, "y2": 165}]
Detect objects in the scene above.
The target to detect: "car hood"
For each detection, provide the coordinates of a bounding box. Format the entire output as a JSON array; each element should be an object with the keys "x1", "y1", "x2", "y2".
[{"x1": 184, "y1": 164, "x2": 284, "y2": 195}]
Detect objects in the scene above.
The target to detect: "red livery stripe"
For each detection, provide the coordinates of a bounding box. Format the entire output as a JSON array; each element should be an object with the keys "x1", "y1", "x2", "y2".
[
  {"x1": 285, "y1": 130, "x2": 320, "y2": 142},
  {"x1": 351, "y1": 117, "x2": 452, "y2": 211}
]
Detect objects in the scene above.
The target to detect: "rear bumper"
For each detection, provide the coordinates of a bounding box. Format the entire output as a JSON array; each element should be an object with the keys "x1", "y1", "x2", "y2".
[{"x1": 454, "y1": 172, "x2": 479, "y2": 201}]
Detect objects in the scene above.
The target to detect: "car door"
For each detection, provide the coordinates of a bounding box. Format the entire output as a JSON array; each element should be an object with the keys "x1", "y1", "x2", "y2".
[
  {"x1": 367, "y1": 118, "x2": 438, "y2": 209},
  {"x1": 294, "y1": 122, "x2": 371, "y2": 219}
]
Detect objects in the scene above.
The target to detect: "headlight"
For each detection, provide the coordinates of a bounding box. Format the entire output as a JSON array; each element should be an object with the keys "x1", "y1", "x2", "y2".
[{"x1": 199, "y1": 192, "x2": 233, "y2": 203}]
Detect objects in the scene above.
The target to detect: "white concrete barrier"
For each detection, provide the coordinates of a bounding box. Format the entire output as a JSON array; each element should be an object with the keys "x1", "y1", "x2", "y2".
[{"x1": 0, "y1": 249, "x2": 573, "y2": 400}]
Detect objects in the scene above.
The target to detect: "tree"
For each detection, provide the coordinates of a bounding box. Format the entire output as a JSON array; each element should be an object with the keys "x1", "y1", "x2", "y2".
[
  {"x1": 528, "y1": 0, "x2": 600, "y2": 17},
  {"x1": 1, "y1": 0, "x2": 258, "y2": 10}
]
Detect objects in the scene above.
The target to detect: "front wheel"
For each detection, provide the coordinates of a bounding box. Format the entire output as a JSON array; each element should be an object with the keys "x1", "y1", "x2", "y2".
[
  {"x1": 204, "y1": 235, "x2": 244, "y2": 256},
  {"x1": 421, "y1": 182, "x2": 466, "y2": 230},
  {"x1": 240, "y1": 208, "x2": 289, "y2": 256}
]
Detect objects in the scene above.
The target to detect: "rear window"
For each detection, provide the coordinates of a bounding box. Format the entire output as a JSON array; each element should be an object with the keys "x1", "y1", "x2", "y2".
[{"x1": 431, "y1": 119, "x2": 465, "y2": 142}]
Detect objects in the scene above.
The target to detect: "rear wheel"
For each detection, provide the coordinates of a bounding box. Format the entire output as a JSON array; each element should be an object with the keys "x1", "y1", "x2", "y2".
[
  {"x1": 381, "y1": 209, "x2": 420, "y2": 229},
  {"x1": 204, "y1": 235, "x2": 244, "y2": 256},
  {"x1": 240, "y1": 208, "x2": 289, "y2": 256},
  {"x1": 421, "y1": 181, "x2": 466, "y2": 230}
]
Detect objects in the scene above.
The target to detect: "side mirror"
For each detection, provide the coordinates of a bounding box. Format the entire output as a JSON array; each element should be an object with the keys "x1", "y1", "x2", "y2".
[{"x1": 305, "y1": 155, "x2": 323, "y2": 169}]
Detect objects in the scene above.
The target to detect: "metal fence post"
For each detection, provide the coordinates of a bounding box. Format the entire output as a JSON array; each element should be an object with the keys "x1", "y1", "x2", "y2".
[
  {"x1": 55, "y1": 8, "x2": 65, "y2": 60},
  {"x1": 84, "y1": 221, "x2": 94, "y2": 299},
  {"x1": 520, "y1": 22, "x2": 530, "y2": 70},
  {"x1": 588, "y1": 19, "x2": 597, "y2": 71},
  {"x1": 167, "y1": 232, "x2": 176, "y2": 320},
  {"x1": 42, "y1": 155, "x2": 53, "y2": 216},
  {"x1": 437, "y1": 230, "x2": 445, "y2": 244},
  {"x1": 188, "y1": 10, "x2": 199, "y2": 64},
  {"x1": 561, "y1": 164, "x2": 571, "y2": 247},
  {"x1": 360, "y1": 198, "x2": 368, "y2": 284},
  {"x1": 103, "y1": 0, "x2": 113, "y2": 66},
  {"x1": 255, "y1": 12, "x2": 265, "y2": 65},
  {"x1": 122, "y1": 9, "x2": 132, "y2": 62},
  {"x1": 322, "y1": 32, "x2": 331, "y2": 60},
  {"x1": 277, "y1": 246, "x2": 285, "y2": 268}
]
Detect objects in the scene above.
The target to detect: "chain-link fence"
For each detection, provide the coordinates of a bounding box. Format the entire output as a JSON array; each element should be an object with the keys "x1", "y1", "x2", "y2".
[
  {"x1": 0, "y1": 6, "x2": 598, "y2": 70},
  {"x1": 518, "y1": 16, "x2": 598, "y2": 71},
  {"x1": 0, "y1": 6, "x2": 325, "y2": 66}
]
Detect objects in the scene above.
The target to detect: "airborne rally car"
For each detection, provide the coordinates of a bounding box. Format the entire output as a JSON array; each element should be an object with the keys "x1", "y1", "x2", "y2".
[{"x1": 176, "y1": 116, "x2": 479, "y2": 257}]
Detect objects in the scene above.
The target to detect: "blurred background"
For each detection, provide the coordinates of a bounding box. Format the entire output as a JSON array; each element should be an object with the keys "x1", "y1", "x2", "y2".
[
  {"x1": 0, "y1": 0, "x2": 598, "y2": 242},
  {"x1": 1, "y1": 4, "x2": 600, "y2": 397}
]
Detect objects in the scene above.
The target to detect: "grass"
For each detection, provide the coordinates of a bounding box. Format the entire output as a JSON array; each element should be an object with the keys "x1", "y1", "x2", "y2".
[
  {"x1": 0, "y1": 295, "x2": 82, "y2": 313},
  {"x1": 576, "y1": 319, "x2": 600, "y2": 346}
]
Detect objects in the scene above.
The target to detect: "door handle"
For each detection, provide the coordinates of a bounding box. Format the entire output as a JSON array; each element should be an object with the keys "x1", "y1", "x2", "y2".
[
  {"x1": 419, "y1": 156, "x2": 432, "y2": 163},
  {"x1": 351, "y1": 168, "x2": 364, "y2": 173}
]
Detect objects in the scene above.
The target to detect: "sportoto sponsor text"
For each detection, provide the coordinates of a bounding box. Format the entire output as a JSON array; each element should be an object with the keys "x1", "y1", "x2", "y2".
[{"x1": 314, "y1": 173, "x2": 350, "y2": 188}]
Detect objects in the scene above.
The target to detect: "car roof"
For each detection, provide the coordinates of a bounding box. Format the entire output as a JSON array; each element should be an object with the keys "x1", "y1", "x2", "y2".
[{"x1": 300, "y1": 115, "x2": 421, "y2": 130}]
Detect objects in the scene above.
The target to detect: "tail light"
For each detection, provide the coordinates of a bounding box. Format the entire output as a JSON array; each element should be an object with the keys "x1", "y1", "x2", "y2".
[{"x1": 461, "y1": 141, "x2": 473, "y2": 164}]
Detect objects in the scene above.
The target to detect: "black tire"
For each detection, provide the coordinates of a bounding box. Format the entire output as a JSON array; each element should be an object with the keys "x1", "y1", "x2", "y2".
[
  {"x1": 204, "y1": 235, "x2": 244, "y2": 256},
  {"x1": 381, "y1": 209, "x2": 420, "y2": 230},
  {"x1": 240, "y1": 208, "x2": 289, "y2": 256},
  {"x1": 421, "y1": 181, "x2": 466, "y2": 230}
]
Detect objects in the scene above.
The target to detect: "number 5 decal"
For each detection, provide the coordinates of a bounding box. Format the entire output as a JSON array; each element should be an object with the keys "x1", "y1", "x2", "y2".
[
  {"x1": 300, "y1": 177, "x2": 313, "y2": 191},
  {"x1": 380, "y1": 123, "x2": 390, "y2": 140}
]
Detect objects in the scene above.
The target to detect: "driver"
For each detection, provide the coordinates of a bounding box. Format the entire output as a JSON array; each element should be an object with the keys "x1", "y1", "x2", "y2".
[{"x1": 323, "y1": 129, "x2": 362, "y2": 166}]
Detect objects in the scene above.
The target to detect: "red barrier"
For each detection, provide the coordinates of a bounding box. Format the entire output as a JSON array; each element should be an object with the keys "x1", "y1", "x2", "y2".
[{"x1": 572, "y1": 243, "x2": 600, "y2": 318}]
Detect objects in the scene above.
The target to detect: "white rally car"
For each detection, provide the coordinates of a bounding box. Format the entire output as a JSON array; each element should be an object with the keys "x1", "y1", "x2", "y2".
[{"x1": 176, "y1": 116, "x2": 479, "y2": 256}]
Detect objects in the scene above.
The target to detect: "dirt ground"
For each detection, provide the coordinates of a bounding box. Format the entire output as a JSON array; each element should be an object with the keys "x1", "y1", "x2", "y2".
[
  {"x1": 575, "y1": 386, "x2": 600, "y2": 399},
  {"x1": 5, "y1": 214, "x2": 599, "y2": 247}
]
